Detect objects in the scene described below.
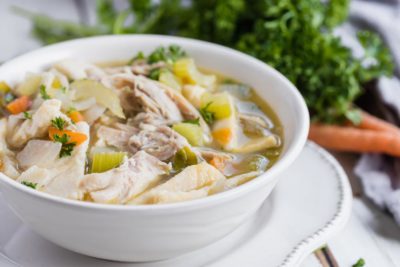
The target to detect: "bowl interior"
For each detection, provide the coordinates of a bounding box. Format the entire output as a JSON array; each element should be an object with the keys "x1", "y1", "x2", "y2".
[{"x1": 0, "y1": 35, "x2": 309, "y2": 209}]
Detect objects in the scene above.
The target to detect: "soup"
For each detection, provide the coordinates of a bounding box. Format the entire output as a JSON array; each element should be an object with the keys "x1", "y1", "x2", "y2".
[{"x1": 0, "y1": 45, "x2": 282, "y2": 205}]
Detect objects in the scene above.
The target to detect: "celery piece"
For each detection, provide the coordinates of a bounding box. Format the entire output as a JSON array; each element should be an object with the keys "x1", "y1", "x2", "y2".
[
  {"x1": 172, "y1": 122, "x2": 204, "y2": 146},
  {"x1": 159, "y1": 70, "x2": 182, "y2": 92},
  {"x1": 16, "y1": 75, "x2": 42, "y2": 96},
  {"x1": 201, "y1": 92, "x2": 234, "y2": 120},
  {"x1": 91, "y1": 152, "x2": 126, "y2": 173},
  {"x1": 172, "y1": 146, "x2": 198, "y2": 172}
]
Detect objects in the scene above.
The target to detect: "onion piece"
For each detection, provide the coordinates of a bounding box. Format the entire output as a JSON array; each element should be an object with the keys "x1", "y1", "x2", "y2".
[
  {"x1": 82, "y1": 104, "x2": 106, "y2": 125},
  {"x1": 16, "y1": 140, "x2": 62, "y2": 170}
]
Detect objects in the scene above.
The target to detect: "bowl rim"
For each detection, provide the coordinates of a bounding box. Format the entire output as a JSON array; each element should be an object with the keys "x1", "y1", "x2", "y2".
[{"x1": 0, "y1": 34, "x2": 309, "y2": 212}]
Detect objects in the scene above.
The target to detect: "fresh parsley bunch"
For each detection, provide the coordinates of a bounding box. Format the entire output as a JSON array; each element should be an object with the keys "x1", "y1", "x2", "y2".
[{"x1": 15, "y1": 0, "x2": 394, "y2": 123}]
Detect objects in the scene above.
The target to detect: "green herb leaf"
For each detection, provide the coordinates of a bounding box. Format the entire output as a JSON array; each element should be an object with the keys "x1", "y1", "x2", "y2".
[
  {"x1": 183, "y1": 117, "x2": 200, "y2": 126},
  {"x1": 23, "y1": 111, "x2": 32, "y2": 120},
  {"x1": 200, "y1": 102, "x2": 215, "y2": 124},
  {"x1": 352, "y1": 258, "x2": 365, "y2": 267},
  {"x1": 51, "y1": 117, "x2": 68, "y2": 130},
  {"x1": 148, "y1": 68, "x2": 162, "y2": 80},
  {"x1": 21, "y1": 180, "x2": 37, "y2": 189},
  {"x1": 52, "y1": 133, "x2": 76, "y2": 157},
  {"x1": 148, "y1": 45, "x2": 187, "y2": 64},
  {"x1": 39, "y1": 85, "x2": 51, "y2": 100},
  {"x1": 59, "y1": 142, "x2": 76, "y2": 157}
]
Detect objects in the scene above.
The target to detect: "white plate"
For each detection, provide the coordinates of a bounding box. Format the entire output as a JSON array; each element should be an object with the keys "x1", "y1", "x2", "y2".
[{"x1": 0, "y1": 142, "x2": 352, "y2": 267}]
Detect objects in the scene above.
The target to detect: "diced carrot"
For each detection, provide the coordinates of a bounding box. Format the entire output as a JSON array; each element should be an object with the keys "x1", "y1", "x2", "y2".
[
  {"x1": 68, "y1": 110, "x2": 84, "y2": 123},
  {"x1": 209, "y1": 157, "x2": 225, "y2": 171},
  {"x1": 6, "y1": 96, "x2": 31, "y2": 114},
  {"x1": 309, "y1": 123, "x2": 400, "y2": 156},
  {"x1": 49, "y1": 127, "x2": 87, "y2": 145},
  {"x1": 212, "y1": 128, "x2": 233, "y2": 145}
]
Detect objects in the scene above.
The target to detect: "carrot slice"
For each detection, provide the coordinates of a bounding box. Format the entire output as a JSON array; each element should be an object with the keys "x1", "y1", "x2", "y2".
[
  {"x1": 6, "y1": 96, "x2": 31, "y2": 114},
  {"x1": 309, "y1": 124, "x2": 400, "y2": 156},
  {"x1": 68, "y1": 110, "x2": 84, "y2": 123},
  {"x1": 212, "y1": 128, "x2": 233, "y2": 146},
  {"x1": 49, "y1": 127, "x2": 87, "y2": 145}
]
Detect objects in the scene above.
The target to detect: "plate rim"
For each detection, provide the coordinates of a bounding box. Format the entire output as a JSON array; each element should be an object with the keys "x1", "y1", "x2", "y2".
[{"x1": 279, "y1": 141, "x2": 353, "y2": 267}]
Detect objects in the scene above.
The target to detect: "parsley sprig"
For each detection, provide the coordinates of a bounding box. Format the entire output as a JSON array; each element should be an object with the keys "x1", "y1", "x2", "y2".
[
  {"x1": 53, "y1": 133, "x2": 76, "y2": 157},
  {"x1": 200, "y1": 102, "x2": 215, "y2": 124},
  {"x1": 51, "y1": 116, "x2": 68, "y2": 130},
  {"x1": 21, "y1": 181, "x2": 37, "y2": 189},
  {"x1": 23, "y1": 111, "x2": 32, "y2": 120},
  {"x1": 40, "y1": 85, "x2": 51, "y2": 100}
]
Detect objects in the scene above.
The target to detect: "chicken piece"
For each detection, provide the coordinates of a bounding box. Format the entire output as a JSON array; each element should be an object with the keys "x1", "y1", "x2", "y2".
[
  {"x1": 157, "y1": 81, "x2": 211, "y2": 141},
  {"x1": 17, "y1": 140, "x2": 62, "y2": 170},
  {"x1": 130, "y1": 61, "x2": 166, "y2": 76},
  {"x1": 128, "y1": 124, "x2": 189, "y2": 161},
  {"x1": 16, "y1": 122, "x2": 90, "y2": 200},
  {"x1": 80, "y1": 151, "x2": 171, "y2": 204},
  {"x1": 128, "y1": 112, "x2": 173, "y2": 128},
  {"x1": 193, "y1": 147, "x2": 235, "y2": 162},
  {"x1": 7, "y1": 99, "x2": 68, "y2": 149},
  {"x1": 133, "y1": 76, "x2": 183, "y2": 121},
  {"x1": 0, "y1": 119, "x2": 19, "y2": 179},
  {"x1": 97, "y1": 124, "x2": 138, "y2": 151},
  {"x1": 130, "y1": 162, "x2": 226, "y2": 205},
  {"x1": 239, "y1": 113, "x2": 272, "y2": 136},
  {"x1": 54, "y1": 59, "x2": 106, "y2": 80}
]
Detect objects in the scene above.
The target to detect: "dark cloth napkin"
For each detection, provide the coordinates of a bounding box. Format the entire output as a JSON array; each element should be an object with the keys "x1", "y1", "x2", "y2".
[{"x1": 337, "y1": 0, "x2": 400, "y2": 224}]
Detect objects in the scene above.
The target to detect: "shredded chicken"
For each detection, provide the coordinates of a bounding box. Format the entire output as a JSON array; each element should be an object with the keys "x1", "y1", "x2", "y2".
[
  {"x1": 54, "y1": 59, "x2": 106, "y2": 80},
  {"x1": 0, "y1": 119, "x2": 19, "y2": 179},
  {"x1": 17, "y1": 122, "x2": 90, "y2": 199},
  {"x1": 7, "y1": 99, "x2": 69, "y2": 149},
  {"x1": 128, "y1": 124, "x2": 189, "y2": 161},
  {"x1": 17, "y1": 140, "x2": 61, "y2": 170},
  {"x1": 130, "y1": 162, "x2": 226, "y2": 205},
  {"x1": 80, "y1": 151, "x2": 171, "y2": 204},
  {"x1": 239, "y1": 113, "x2": 272, "y2": 135}
]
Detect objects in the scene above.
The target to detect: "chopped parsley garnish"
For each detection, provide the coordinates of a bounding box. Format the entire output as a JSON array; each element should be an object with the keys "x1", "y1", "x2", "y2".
[
  {"x1": 39, "y1": 85, "x2": 51, "y2": 100},
  {"x1": 128, "y1": 51, "x2": 145, "y2": 64},
  {"x1": 23, "y1": 111, "x2": 32, "y2": 120},
  {"x1": 59, "y1": 142, "x2": 76, "y2": 157},
  {"x1": 21, "y1": 181, "x2": 37, "y2": 189},
  {"x1": 60, "y1": 86, "x2": 67, "y2": 94},
  {"x1": 51, "y1": 116, "x2": 68, "y2": 130},
  {"x1": 200, "y1": 102, "x2": 215, "y2": 124},
  {"x1": 53, "y1": 133, "x2": 70, "y2": 143},
  {"x1": 148, "y1": 45, "x2": 187, "y2": 64},
  {"x1": 53, "y1": 133, "x2": 76, "y2": 157},
  {"x1": 183, "y1": 117, "x2": 200, "y2": 126},
  {"x1": 352, "y1": 258, "x2": 365, "y2": 267},
  {"x1": 148, "y1": 68, "x2": 162, "y2": 80}
]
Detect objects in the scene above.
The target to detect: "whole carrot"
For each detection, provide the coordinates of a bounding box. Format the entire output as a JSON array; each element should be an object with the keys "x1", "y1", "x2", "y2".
[
  {"x1": 355, "y1": 111, "x2": 400, "y2": 134},
  {"x1": 309, "y1": 124, "x2": 400, "y2": 156}
]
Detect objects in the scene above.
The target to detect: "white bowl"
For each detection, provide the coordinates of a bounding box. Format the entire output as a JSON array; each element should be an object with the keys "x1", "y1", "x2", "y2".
[{"x1": 0, "y1": 35, "x2": 309, "y2": 262}]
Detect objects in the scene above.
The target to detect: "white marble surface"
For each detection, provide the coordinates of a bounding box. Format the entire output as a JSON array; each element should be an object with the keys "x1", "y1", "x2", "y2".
[{"x1": 1, "y1": 1, "x2": 400, "y2": 266}]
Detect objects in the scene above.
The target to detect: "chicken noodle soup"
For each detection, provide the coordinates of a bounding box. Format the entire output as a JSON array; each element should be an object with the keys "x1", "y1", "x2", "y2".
[{"x1": 0, "y1": 45, "x2": 282, "y2": 205}]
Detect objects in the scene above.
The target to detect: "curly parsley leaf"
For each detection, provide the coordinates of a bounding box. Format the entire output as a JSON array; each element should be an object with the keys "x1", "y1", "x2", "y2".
[
  {"x1": 51, "y1": 117, "x2": 68, "y2": 130},
  {"x1": 352, "y1": 258, "x2": 365, "y2": 267},
  {"x1": 21, "y1": 181, "x2": 37, "y2": 189},
  {"x1": 52, "y1": 133, "x2": 76, "y2": 157},
  {"x1": 39, "y1": 85, "x2": 51, "y2": 100},
  {"x1": 23, "y1": 111, "x2": 32, "y2": 120}
]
